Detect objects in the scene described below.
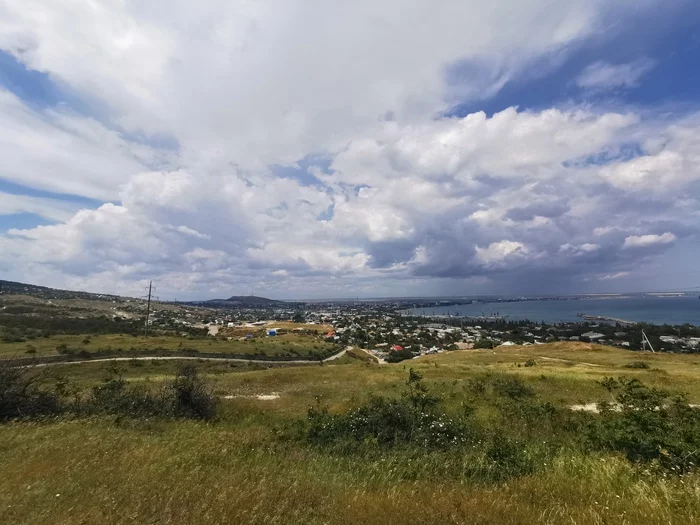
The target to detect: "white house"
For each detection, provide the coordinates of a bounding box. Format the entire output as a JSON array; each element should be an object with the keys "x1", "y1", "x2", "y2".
[{"x1": 581, "y1": 332, "x2": 605, "y2": 340}]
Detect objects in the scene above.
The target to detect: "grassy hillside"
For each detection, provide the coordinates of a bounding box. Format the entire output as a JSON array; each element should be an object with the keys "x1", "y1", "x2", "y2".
[
  {"x1": 0, "y1": 333, "x2": 337, "y2": 359},
  {"x1": 2, "y1": 342, "x2": 700, "y2": 524}
]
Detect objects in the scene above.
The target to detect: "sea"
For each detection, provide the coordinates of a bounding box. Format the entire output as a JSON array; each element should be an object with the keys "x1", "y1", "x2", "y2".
[{"x1": 407, "y1": 295, "x2": 700, "y2": 326}]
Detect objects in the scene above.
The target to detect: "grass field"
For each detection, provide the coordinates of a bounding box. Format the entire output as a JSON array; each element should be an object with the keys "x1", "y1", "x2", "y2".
[
  {"x1": 0, "y1": 332, "x2": 336, "y2": 359},
  {"x1": 3, "y1": 342, "x2": 700, "y2": 524}
]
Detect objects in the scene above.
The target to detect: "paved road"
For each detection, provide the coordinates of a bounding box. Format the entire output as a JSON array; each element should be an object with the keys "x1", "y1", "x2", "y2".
[{"x1": 20, "y1": 347, "x2": 351, "y2": 368}]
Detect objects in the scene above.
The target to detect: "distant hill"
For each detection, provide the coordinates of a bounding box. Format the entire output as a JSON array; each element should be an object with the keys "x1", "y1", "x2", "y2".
[
  {"x1": 197, "y1": 295, "x2": 286, "y2": 308},
  {"x1": 0, "y1": 279, "x2": 122, "y2": 302},
  {"x1": 0, "y1": 279, "x2": 286, "y2": 309}
]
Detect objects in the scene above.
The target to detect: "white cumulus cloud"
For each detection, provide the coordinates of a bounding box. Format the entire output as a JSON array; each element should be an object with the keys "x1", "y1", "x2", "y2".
[
  {"x1": 0, "y1": 1, "x2": 696, "y2": 298},
  {"x1": 623, "y1": 233, "x2": 677, "y2": 249}
]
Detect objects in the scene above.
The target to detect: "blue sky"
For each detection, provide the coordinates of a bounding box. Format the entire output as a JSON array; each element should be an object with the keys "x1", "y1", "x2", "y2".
[
  {"x1": 449, "y1": 1, "x2": 700, "y2": 118},
  {"x1": 1, "y1": 0, "x2": 700, "y2": 299},
  {"x1": 0, "y1": 49, "x2": 104, "y2": 231}
]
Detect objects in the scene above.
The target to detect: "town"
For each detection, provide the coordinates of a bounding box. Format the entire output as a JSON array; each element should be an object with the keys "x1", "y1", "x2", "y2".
[{"x1": 158, "y1": 298, "x2": 700, "y2": 361}]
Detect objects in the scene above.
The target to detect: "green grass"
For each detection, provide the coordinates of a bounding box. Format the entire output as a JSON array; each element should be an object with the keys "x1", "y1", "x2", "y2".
[
  {"x1": 2, "y1": 419, "x2": 700, "y2": 525},
  {"x1": 0, "y1": 333, "x2": 336, "y2": 359},
  {"x1": 3, "y1": 342, "x2": 700, "y2": 524}
]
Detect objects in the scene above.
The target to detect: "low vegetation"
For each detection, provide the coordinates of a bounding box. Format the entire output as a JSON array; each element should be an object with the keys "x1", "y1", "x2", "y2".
[
  {"x1": 0, "y1": 360, "x2": 217, "y2": 422},
  {"x1": 3, "y1": 342, "x2": 700, "y2": 524},
  {"x1": 0, "y1": 332, "x2": 338, "y2": 360}
]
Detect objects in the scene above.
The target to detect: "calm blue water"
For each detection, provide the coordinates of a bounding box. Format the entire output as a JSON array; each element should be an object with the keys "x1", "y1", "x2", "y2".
[{"x1": 409, "y1": 296, "x2": 700, "y2": 325}]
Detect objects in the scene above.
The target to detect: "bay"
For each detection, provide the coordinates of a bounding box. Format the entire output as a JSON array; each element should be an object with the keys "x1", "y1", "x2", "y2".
[{"x1": 408, "y1": 296, "x2": 700, "y2": 325}]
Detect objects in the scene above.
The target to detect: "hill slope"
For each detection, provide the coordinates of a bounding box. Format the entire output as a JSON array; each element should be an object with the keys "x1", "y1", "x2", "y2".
[
  {"x1": 190, "y1": 295, "x2": 286, "y2": 308},
  {"x1": 4, "y1": 342, "x2": 700, "y2": 525},
  {"x1": 0, "y1": 279, "x2": 121, "y2": 301}
]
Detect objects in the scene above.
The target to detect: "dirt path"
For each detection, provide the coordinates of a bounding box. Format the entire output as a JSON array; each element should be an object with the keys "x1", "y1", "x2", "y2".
[
  {"x1": 356, "y1": 348, "x2": 386, "y2": 364},
  {"x1": 537, "y1": 356, "x2": 602, "y2": 367},
  {"x1": 323, "y1": 346, "x2": 349, "y2": 361},
  {"x1": 19, "y1": 347, "x2": 351, "y2": 368}
]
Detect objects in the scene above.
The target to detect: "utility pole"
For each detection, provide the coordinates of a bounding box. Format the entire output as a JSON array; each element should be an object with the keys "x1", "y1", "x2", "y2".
[
  {"x1": 143, "y1": 281, "x2": 156, "y2": 337},
  {"x1": 641, "y1": 329, "x2": 655, "y2": 353}
]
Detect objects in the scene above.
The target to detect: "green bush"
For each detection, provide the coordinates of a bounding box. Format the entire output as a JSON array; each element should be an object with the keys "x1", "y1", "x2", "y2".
[
  {"x1": 87, "y1": 371, "x2": 162, "y2": 418},
  {"x1": 588, "y1": 377, "x2": 700, "y2": 472},
  {"x1": 493, "y1": 377, "x2": 534, "y2": 399},
  {"x1": 484, "y1": 436, "x2": 537, "y2": 479},
  {"x1": 1, "y1": 362, "x2": 218, "y2": 423},
  {"x1": 307, "y1": 369, "x2": 465, "y2": 450},
  {"x1": 386, "y1": 348, "x2": 414, "y2": 363}
]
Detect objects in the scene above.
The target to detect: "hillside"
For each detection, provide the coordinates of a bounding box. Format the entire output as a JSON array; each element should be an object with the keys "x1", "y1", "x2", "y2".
[
  {"x1": 194, "y1": 295, "x2": 286, "y2": 308},
  {"x1": 0, "y1": 280, "x2": 285, "y2": 306},
  {"x1": 0, "y1": 279, "x2": 122, "y2": 302},
  {"x1": 3, "y1": 342, "x2": 700, "y2": 524}
]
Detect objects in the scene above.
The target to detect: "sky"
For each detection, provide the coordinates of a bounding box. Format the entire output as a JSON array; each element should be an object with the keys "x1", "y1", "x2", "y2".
[{"x1": 1, "y1": 1, "x2": 700, "y2": 300}]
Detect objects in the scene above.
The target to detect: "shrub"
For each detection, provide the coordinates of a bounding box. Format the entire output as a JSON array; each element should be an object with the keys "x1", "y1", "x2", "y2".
[
  {"x1": 86, "y1": 368, "x2": 161, "y2": 418},
  {"x1": 386, "y1": 348, "x2": 414, "y2": 363},
  {"x1": 588, "y1": 377, "x2": 700, "y2": 472},
  {"x1": 625, "y1": 361, "x2": 650, "y2": 369},
  {"x1": 82, "y1": 364, "x2": 218, "y2": 421},
  {"x1": 493, "y1": 377, "x2": 534, "y2": 399},
  {"x1": 1, "y1": 334, "x2": 26, "y2": 343},
  {"x1": 307, "y1": 369, "x2": 465, "y2": 450},
  {"x1": 484, "y1": 436, "x2": 536, "y2": 479},
  {"x1": 474, "y1": 339, "x2": 494, "y2": 349},
  {"x1": 524, "y1": 359, "x2": 537, "y2": 367},
  {"x1": 165, "y1": 365, "x2": 218, "y2": 420},
  {"x1": 0, "y1": 361, "x2": 61, "y2": 421}
]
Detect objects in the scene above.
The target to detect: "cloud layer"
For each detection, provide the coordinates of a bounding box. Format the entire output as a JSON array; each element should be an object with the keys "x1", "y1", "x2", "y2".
[{"x1": 0, "y1": 0, "x2": 698, "y2": 298}]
